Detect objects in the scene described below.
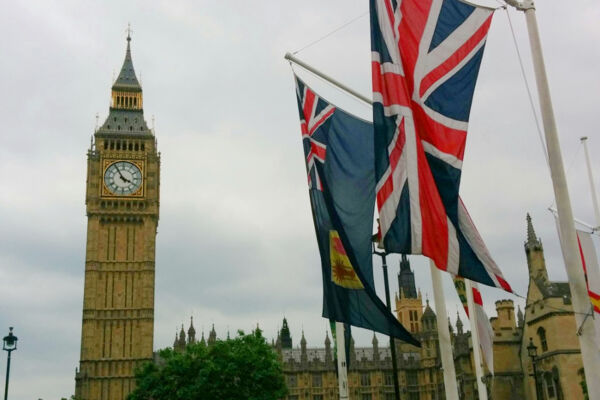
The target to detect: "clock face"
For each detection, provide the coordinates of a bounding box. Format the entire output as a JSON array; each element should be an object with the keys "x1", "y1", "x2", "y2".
[{"x1": 104, "y1": 161, "x2": 143, "y2": 195}]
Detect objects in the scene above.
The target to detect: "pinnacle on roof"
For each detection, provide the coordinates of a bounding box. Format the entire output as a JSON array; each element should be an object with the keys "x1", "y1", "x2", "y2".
[
  {"x1": 525, "y1": 213, "x2": 542, "y2": 249},
  {"x1": 372, "y1": 332, "x2": 378, "y2": 346},
  {"x1": 517, "y1": 305, "x2": 524, "y2": 328},
  {"x1": 324, "y1": 330, "x2": 331, "y2": 346},
  {"x1": 112, "y1": 29, "x2": 142, "y2": 92},
  {"x1": 456, "y1": 311, "x2": 464, "y2": 334},
  {"x1": 188, "y1": 316, "x2": 196, "y2": 335}
]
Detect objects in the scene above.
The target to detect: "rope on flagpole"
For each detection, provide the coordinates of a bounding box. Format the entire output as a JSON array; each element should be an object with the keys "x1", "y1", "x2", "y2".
[
  {"x1": 504, "y1": 7, "x2": 548, "y2": 167},
  {"x1": 292, "y1": 12, "x2": 368, "y2": 55}
]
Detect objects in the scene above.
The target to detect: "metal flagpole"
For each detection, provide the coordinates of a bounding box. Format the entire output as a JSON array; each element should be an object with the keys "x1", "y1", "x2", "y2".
[
  {"x1": 465, "y1": 279, "x2": 488, "y2": 400},
  {"x1": 335, "y1": 322, "x2": 349, "y2": 400},
  {"x1": 373, "y1": 248, "x2": 402, "y2": 400},
  {"x1": 581, "y1": 137, "x2": 600, "y2": 229},
  {"x1": 505, "y1": 2, "x2": 600, "y2": 398},
  {"x1": 430, "y1": 261, "x2": 459, "y2": 400},
  {"x1": 285, "y1": 53, "x2": 372, "y2": 105}
]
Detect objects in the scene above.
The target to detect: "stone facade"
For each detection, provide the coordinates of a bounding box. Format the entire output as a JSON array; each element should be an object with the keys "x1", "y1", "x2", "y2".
[
  {"x1": 75, "y1": 34, "x2": 159, "y2": 400},
  {"x1": 519, "y1": 214, "x2": 585, "y2": 400}
]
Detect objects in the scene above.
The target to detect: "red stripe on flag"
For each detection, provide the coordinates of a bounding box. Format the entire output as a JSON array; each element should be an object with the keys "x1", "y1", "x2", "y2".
[
  {"x1": 308, "y1": 107, "x2": 335, "y2": 136},
  {"x1": 413, "y1": 105, "x2": 467, "y2": 160},
  {"x1": 472, "y1": 286, "x2": 483, "y2": 307},
  {"x1": 303, "y1": 90, "x2": 315, "y2": 124},
  {"x1": 495, "y1": 274, "x2": 512, "y2": 293},
  {"x1": 301, "y1": 121, "x2": 308, "y2": 135},
  {"x1": 383, "y1": 0, "x2": 395, "y2": 31},
  {"x1": 372, "y1": 63, "x2": 411, "y2": 108},
  {"x1": 376, "y1": 118, "x2": 406, "y2": 209},
  {"x1": 577, "y1": 233, "x2": 590, "y2": 290},
  {"x1": 419, "y1": 15, "x2": 493, "y2": 98},
  {"x1": 310, "y1": 140, "x2": 327, "y2": 160},
  {"x1": 415, "y1": 130, "x2": 449, "y2": 270},
  {"x1": 398, "y1": 0, "x2": 433, "y2": 88}
]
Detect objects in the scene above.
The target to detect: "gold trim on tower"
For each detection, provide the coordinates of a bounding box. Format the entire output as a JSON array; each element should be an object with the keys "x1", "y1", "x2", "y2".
[{"x1": 101, "y1": 159, "x2": 145, "y2": 198}]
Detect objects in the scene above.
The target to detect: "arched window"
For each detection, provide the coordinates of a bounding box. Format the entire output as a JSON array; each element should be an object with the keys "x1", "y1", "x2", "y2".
[
  {"x1": 134, "y1": 98, "x2": 137, "y2": 106},
  {"x1": 537, "y1": 327, "x2": 548, "y2": 352},
  {"x1": 544, "y1": 372, "x2": 556, "y2": 398}
]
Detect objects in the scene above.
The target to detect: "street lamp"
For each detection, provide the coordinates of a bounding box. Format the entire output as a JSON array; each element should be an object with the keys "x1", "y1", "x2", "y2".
[
  {"x1": 3, "y1": 327, "x2": 18, "y2": 400},
  {"x1": 527, "y1": 337, "x2": 542, "y2": 400},
  {"x1": 371, "y1": 230, "x2": 401, "y2": 400}
]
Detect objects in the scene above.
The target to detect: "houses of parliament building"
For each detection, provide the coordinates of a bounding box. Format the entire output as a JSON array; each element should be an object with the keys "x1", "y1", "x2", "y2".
[{"x1": 174, "y1": 216, "x2": 588, "y2": 400}]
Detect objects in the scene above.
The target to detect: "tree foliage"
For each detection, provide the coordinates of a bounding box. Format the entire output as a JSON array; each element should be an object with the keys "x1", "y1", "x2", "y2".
[{"x1": 128, "y1": 329, "x2": 287, "y2": 400}]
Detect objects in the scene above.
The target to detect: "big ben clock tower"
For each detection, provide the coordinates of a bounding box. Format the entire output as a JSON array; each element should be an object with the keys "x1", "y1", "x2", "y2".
[{"x1": 75, "y1": 32, "x2": 159, "y2": 400}]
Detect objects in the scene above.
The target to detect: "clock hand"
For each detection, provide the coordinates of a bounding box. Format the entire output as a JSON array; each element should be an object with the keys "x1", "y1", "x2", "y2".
[{"x1": 115, "y1": 164, "x2": 132, "y2": 183}]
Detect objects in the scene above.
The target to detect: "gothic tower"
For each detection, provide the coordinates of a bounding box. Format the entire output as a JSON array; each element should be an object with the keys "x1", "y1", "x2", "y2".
[
  {"x1": 395, "y1": 255, "x2": 423, "y2": 333},
  {"x1": 75, "y1": 32, "x2": 159, "y2": 400}
]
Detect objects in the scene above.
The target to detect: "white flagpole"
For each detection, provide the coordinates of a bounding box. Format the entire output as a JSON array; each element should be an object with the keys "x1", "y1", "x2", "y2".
[
  {"x1": 580, "y1": 137, "x2": 600, "y2": 349},
  {"x1": 465, "y1": 279, "x2": 488, "y2": 400},
  {"x1": 335, "y1": 322, "x2": 349, "y2": 400},
  {"x1": 285, "y1": 52, "x2": 372, "y2": 105},
  {"x1": 505, "y1": 2, "x2": 600, "y2": 397},
  {"x1": 430, "y1": 261, "x2": 459, "y2": 400},
  {"x1": 581, "y1": 137, "x2": 600, "y2": 229}
]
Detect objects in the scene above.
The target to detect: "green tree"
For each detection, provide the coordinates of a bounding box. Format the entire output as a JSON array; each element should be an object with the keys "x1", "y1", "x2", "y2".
[{"x1": 128, "y1": 328, "x2": 287, "y2": 400}]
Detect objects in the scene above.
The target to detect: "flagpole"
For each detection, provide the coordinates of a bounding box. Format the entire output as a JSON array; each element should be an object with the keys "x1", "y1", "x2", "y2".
[
  {"x1": 505, "y1": 2, "x2": 600, "y2": 397},
  {"x1": 373, "y1": 247, "x2": 401, "y2": 400},
  {"x1": 285, "y1": 52, "x2": 372, "y2": 105},
  {"x1": 335, "y1": 322, "x2": 349, "y2": 400},
  {"x1": 465, "y1": 279, "x2": 488, "y2": 400},
  {"x1": 580, "y1": 136, "x2": 600, "y2": 349},
  {"x1": 581, "y1": 137, "x2": 600, "y2": 229},
  {"x1": 429, "y1": 261, "x2": 459, "y2": 400}
]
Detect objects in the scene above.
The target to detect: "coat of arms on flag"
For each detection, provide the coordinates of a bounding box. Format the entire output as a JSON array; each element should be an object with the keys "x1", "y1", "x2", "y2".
[{"x1": 330, "y1": 231, "x2": 364, "y2": 289}]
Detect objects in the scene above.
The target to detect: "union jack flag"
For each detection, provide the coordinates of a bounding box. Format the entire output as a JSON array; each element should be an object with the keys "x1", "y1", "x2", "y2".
[
  {"x1": 296, "y1": 78, "x2": 335, "y2": 191},
  {"x1": 370, "y1": 0, "x2": 511, "y2": 291}
]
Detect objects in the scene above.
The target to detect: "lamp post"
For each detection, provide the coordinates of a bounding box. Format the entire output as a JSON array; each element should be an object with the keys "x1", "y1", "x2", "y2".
[
  {"x1": 527, "y1": 337, "x2": 542, "y2": 400},
  {"x1": 3, "y1": 327, "x2": 18, "y2": 400},
  {"x1": 372, "y1": 233, "x2": 401, "y2": 400}
]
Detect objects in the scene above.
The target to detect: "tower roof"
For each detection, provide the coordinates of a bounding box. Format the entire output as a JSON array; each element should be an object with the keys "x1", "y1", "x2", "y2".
[
  {"x1": 398, "y1": 254, "x2": 418, "y2": 298},
  {"x1": 97, "y1": 30, "x2": 150, "y2": 136},
  {"x1": 422, "y1": 299, "x2": 436, "y2": 320},
  {"x1": 113, "y1": 32, "x2": 142, "y2": 92}
]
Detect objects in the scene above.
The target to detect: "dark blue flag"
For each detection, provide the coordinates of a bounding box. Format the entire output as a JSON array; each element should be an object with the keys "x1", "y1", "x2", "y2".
[{"x1": 295, "y1": 75, "x2": 419, "y2": 346}]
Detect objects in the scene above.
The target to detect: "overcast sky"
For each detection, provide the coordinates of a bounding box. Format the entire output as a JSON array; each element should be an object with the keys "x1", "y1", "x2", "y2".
[{"x1": 1, "y1": 1, "x2": 599, "y2": 399}]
